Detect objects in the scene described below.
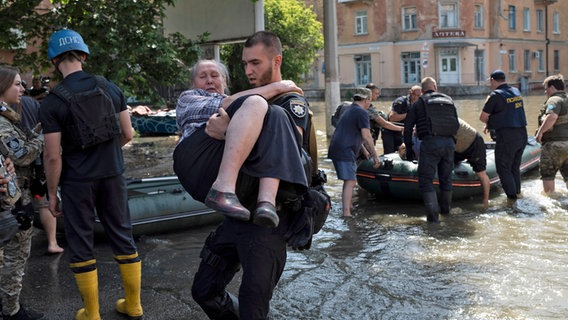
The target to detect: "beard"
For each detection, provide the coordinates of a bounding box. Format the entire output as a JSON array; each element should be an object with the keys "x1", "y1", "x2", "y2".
[{"x1": 254, "y1": 68, "x2": 273, "y2": 87}]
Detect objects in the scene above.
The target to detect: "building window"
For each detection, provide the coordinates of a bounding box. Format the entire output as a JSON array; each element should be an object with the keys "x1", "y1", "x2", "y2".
[
  {"x1": 553, "y1": 11, "x2": 560, "y2": 34},
  {"x1": 355, "y1": 10, "x2": 368, "y2": 35},
  {"x1": 509, "y1": 50, "x2": 516, "y2": 72},
  {"x1": 523, "y1": 8, "x2": 530, "y2": 31},
  {"x1": 402, "y1": 7, "x2": 417, "y2": 31},
  {"x1": 554, "y1": 50, "x2": 560, "y2": 71},
  {"x1": 536, "y1": 9, "x2": 544, "y2": 33},
  {"x1": 475, "y1": 49, "x2": 485, "y2": 82},
  {"x1": 508, "y1": 5, "x2": 516, "y2": 30},
  {"x1": 355, "y1": 55, "x2": 371, "y2": 85},
  {"x1": 474, "y1": 5, "x2": 483, "y2": 29},
  {"x1": 537, "y1": 50, "x2": 544, "y2": 72},
  {"x1": 440, "y1": 3, "x2": 458, "y2": 28},
  {"x1": 401, "y1": 52, "x2": 421, "y2": 84},
  {"x1": 524, "y1": 50, "x2": 531, "y2": 71}
]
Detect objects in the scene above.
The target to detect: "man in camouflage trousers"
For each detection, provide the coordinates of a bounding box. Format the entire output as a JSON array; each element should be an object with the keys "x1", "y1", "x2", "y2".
[{"x1": 535, "y1": 74, "x2": 568, "y2": 194}]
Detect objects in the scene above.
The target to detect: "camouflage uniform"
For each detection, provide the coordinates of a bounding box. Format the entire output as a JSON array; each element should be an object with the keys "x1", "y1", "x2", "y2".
[
  {"x1": 367, "y1": 105, "x2": 386, "y2": 144},
  {"x1": 0, "y1": 106, "x2": 43, "y2": 316},
  {"x1": 538, "y1": 91, "x2": 568, "y2": 181}
]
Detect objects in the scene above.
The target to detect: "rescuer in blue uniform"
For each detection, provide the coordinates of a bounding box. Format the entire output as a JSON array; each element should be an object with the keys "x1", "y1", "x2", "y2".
[
  {"x1": 404, "y1": 77, "x2": 459, "y2": 223},
  {"x1": 480, "y1": 70, "x2": 528, "y2": 200},
  {"x1": 382, "y1": 85, "x2": 422, "y2": 154},
  {"x1": 190, "y1": 31, "x2": 330, "y2": 320}
]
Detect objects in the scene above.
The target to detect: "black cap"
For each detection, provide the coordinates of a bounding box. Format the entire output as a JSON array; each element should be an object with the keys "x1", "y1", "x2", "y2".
[{"x1": 489, "y1": 69, "x2": 506, "y2": 81}]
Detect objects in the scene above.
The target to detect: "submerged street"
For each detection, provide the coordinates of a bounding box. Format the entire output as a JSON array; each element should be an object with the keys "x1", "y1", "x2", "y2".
[{"x1": 19, "y1": 96, "x2": 568, "y2": 319}]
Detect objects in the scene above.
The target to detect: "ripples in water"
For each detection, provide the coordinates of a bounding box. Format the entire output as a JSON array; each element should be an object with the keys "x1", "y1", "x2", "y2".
[{"x1": 272, "y1": 170, "x2": 568, "y2": 320}]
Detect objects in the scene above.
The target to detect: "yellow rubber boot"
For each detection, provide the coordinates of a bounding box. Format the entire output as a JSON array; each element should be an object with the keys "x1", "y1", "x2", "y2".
[
  {"x1": 116, "y1": 260, "x2": 143, "y2": 319},
  {"x1": 74, "y1": 270, "x2": 101, "y2": 320}
]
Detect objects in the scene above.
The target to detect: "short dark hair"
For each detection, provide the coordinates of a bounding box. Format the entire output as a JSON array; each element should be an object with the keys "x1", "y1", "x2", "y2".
[
  {"x1": 543, "y1": 74, "x2": 565, "y2": 91},
  {"x1": 366, "y1": 83, "x2": 379, "y2": 90},
  {"x1": 244, "y1": 31, "x2": 282, "y2": 57}
]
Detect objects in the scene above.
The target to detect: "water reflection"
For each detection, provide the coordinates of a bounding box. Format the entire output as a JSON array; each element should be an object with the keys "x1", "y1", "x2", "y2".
[{"x1": 269, "y1": 95, "x2": 568, "y2": 319}]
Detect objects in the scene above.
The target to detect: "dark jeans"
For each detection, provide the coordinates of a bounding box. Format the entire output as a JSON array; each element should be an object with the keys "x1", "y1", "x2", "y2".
[
  {"x1": 494, "y1": 127, "x2": 528, "y2": 198},
  {"x1": 417, "y1": 136, "x2": 455, "y2": 193}
]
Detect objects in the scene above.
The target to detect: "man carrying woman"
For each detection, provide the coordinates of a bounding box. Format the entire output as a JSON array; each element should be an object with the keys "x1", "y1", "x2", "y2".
[
  {"x1": 175, "y1": 31, "x2": 326, "y2": 319},
  {"x1": 173, "y1": 59, "x2": 308, "y2": 228}
]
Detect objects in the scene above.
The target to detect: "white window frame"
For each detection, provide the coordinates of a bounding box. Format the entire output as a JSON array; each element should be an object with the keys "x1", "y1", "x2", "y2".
[
  {"x1": 400, "y1": 52, "x2": 421, "y2": 85},
  {"x1": 474, "y1": 5, "x2": 484, "y2": 29},
  {"x1": 355, "y1": 10, "x2": 368, "y2": 35},
  {"x1": 509, "y1": 50, "x2": 517, "y2": 73},
  {"x1": 475, "y1": 49, "x2": 486, "y2": 82},
  {"x1": 355, "y1": 55, "x2": 372, "y2": 85},
  {"x1": 523, "y1": 8, "x2": 530, "y2": 32},
  {"x1": 537, "y1": 50, "x2": 544, "y2": 72},
  {"x1": 553, "y1": 11, "x2": 560, "y2": 34},
  {"x1": 523, "y1": 50, "x2": 531, "y2": 72},
  {"x1": 402, "y1": 7, "x2": 417, "y2": 31},
  {"x1": 536, "y1": 9, "x2": 544, "y2": 33},
  {"x1": 439, "y1": 3, "x2": 458, "y2": 28},
  {"x1": 508, "y1": 5, "x2": 516, "y2": 30}
]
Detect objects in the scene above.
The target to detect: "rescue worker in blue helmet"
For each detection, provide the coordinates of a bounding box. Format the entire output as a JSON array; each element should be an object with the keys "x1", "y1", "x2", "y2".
[{"x1": 39, "y1": 29, "x2": 142, "y2": 320}]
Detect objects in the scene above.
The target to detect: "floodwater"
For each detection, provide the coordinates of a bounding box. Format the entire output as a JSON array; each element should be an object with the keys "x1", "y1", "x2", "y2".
[{"x1": 23, "y1": 95, "x2": 568, "y2": 320}]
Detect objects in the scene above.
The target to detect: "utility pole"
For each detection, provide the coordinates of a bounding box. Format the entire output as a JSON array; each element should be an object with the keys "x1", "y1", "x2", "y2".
[{"x1": 324, "y1": 0, "x2": 340, "y2": 138}]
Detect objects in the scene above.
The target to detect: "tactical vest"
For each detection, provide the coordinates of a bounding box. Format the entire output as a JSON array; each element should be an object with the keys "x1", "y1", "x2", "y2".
[
  {"x1": 50, "y1": 76, "x2": 121, "y2": 149},
  {"x1": 487, "y1": 87, "x2": 527, "y2": 130},
  {"x1": 539, "y1": 92, "x2": 568, "y2": 142},
  {"x1": 420, "y1": 92, "x2": 459, "y2": 137}
]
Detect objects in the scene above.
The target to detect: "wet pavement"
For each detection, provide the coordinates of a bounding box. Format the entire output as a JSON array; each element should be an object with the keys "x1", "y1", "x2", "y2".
[
  {"x1": 17, "y1": 96, "x2": 568, "y2": 320},
  {"x1": 22, "y1": 226, "x2": 219, "y2": 320}
]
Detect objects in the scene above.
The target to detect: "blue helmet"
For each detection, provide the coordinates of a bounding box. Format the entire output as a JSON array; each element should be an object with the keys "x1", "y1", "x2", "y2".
[{"x1": 47, "y1": 29, "x2": 90, "y2": 60}]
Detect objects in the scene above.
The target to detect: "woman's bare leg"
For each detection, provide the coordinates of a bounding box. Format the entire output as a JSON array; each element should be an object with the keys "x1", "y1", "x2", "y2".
[
  {"x1": 257, "y1": 177, "x2": 279, "y2": 205},
  {"x1": 211, "y1": 95, "x2": 268, "y2": 193}
]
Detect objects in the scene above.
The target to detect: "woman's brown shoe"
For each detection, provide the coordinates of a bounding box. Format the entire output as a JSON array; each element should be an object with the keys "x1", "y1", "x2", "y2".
[
  {"x1": 205, "y1": 188, "x2": 250, "y2": 221},
  {"x1": 253, "y1": 202, "x2": 279, "y2": 228}
]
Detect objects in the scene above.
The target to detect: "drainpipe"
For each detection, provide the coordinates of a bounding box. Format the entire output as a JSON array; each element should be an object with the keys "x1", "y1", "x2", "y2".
[
  {"x1": 545, "y1": 1, "x2": 550, "y2": 76},
  {"x1": 498, "y1": 0, "x2": 507, "y2": 20}
]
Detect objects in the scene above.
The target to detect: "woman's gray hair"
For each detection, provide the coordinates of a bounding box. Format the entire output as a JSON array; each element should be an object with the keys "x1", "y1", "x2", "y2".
[{"x1": 189, "y1": 59, "x2": 230, "y2": 94}]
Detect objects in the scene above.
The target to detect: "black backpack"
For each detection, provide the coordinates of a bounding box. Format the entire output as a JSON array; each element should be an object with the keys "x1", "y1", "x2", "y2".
[
  {"x1": 50, "y1": 76, "x2": 121, "y2": 149},
  {"x1": 331, "y1": 101, "x2": 351, "y2": 127}
]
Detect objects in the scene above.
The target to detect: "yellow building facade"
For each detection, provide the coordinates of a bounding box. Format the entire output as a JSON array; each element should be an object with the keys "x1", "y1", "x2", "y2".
[{"x1": 335, "y1": 0, "x2": 567, "y2": 92}]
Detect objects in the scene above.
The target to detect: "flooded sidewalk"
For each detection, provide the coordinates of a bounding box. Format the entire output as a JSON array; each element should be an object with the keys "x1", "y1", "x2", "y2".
[{"x1": 21, "y1": 226, "x2": 219, "y2": 320}]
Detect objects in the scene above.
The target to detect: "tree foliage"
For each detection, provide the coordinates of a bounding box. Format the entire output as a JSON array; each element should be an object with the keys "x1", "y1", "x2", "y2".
[
  {"x1": 221, "y1": 0, "x2": 323, "y2": 93},
  {"x1": 0, "y1": 0, "x2": 205, "y2": 105},
  {"x1": 0, "y1": 0, "x2": 322, "y2": 104}
]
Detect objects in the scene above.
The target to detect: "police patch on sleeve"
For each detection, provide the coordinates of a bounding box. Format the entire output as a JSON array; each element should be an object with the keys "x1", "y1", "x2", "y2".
[
  {"x1": 2, "y1": 136, "x2": 28, "y2": 159},
  {"x1": 289, "y1": 99, "x2": 307, "y2": 118}
]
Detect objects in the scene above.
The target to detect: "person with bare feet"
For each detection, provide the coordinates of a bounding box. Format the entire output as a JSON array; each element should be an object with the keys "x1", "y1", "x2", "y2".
[
  {"x1": 328, "y1": 88, "x2": 381, "y2": 217},
  {"x1": 16, "y1": 95, "x2": 64, "y2": 254}
]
